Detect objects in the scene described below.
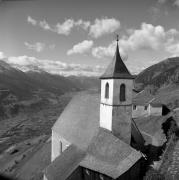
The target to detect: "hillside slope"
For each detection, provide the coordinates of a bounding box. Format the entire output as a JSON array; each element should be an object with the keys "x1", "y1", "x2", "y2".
[{"x1": 135, "y1": 57, "x2": 179, "y2": 90}]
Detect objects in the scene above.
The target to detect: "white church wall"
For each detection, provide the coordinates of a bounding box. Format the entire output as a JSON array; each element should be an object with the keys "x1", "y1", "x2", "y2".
[
  {"x1": 51, "y1": 130, "x2": 70, "y2": 162},
  {"x1": 132, "y1": 105, "x2": 149, "y2": 118},
  {"x1": 149, "y1": 105, "x2": 162, "y2": 116},
  {"x1": 101, "y1": 79, "x2": 114, "y2": 105},
  {"x1": 132, "y1": 104, "x2": 162, "y2": 118},
  {"x1": 100, "y1": 104, "x2": 112, "y2": 131}
]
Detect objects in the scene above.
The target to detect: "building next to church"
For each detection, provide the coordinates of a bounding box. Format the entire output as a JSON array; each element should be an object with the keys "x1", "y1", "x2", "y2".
[
  {"x1": 132, "y1": 89, "x2": 170, "y2": 118},
  {"x1": 44, "y1": 39, "x2": 144, "y2": 180}
]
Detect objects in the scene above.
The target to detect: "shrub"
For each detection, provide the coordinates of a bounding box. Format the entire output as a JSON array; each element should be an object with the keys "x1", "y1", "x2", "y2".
[{"x1": 144, "y1": 169, "x2": 165, "y2": 180}]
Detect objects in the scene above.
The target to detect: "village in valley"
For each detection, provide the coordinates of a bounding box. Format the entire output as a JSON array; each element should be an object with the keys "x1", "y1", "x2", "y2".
[{"x1": 0, "y1": 0, "x2": 179, "y2": 180}]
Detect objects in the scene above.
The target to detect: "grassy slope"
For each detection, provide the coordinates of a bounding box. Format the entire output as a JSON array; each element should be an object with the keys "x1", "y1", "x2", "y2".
[{"x1": 135, "y1": 57, "x2": 179, "y2": 90}]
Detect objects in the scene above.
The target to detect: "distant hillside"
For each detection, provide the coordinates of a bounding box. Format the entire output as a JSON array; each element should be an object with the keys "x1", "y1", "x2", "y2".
[
  {"x1": 135, "y1": 57, "x2": 179, "y2": 90},
  {"x1": 0, "y1": 60, "x2": 100, "y2": 100},
  {"x1": 67, "y1": 76, "x2": 100, "y2": 91}
]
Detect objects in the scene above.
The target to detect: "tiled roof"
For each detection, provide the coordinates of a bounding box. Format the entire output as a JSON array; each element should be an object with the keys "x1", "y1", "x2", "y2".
[
  {"x1": 44, "y1": 145, "x2": 85, "y2": 180},
  {"x1": 52, "y1": 91, "x2": 100, "y2": 150},
  {"x1": 48, "y1": 90, "x2": 143, "y2": 179},
  {"x1": 100, "y1": 43, "x2": 134, "y2": 79},
  {"x1": 132, "y1": 90, "x2": 155, "y2": 106},
  {"x1": 45, "y1": 128, "x2": 141, "y2": 180},
  {"x1": 80, "y1": 128, "x2": 141, "y2": 179}
]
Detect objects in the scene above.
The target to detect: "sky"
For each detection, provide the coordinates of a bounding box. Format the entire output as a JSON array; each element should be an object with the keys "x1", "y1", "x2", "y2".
[{"x1": 0, "y1": 0, "x2": 179, "y2": 76}]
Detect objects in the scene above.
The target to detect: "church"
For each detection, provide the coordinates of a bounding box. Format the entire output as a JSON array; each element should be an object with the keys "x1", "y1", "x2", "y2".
[{"x1": 44, "y1": 38, "x2": 144, "y2": 180}]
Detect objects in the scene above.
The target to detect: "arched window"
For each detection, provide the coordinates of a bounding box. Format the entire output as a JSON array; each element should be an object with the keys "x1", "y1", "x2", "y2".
[
  {"x1": 120, "y1": 84, "x2": 126, "y2": 102},
  {"x1": 105, "y1": 82, "x2": 109, "y2": 99}
]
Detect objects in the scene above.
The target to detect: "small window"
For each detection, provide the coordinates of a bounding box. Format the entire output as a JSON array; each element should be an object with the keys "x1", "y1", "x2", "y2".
[
  {"x1": 99, "y1": 174, "x2": 104, "y2": 180},
  {"x1": 133, "y1": 105, "x2": 137, "y2": 110},
  {"x1": 105, "y1": 82, "x2": 109, "y2": 99},
  {"x1": 85, "y1": 169, "x2": 90, "y2": 175},
  {"x1": 144, "y1": 106, "x2": 148, "y2": 110},
  {"x1": 120, "y1": 84, "x2": 126, "y2": 102},
  {"x1": 59, "y1": 141, "x2": 62, "y2": 154}
]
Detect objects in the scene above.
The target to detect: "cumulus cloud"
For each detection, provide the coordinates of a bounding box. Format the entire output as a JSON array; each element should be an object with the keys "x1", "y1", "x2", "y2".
[
  {"x1": 92, "y1": 23, "x2": 167, "y2": 58},
  {"x1": 55, "y1": 19, "x2": 74, "y2": 35},
  {"x1": 89, "y1": 18, "x2": 120, "y2": 38},
  {"x1": 174, "y1": 0, "x2": 179, "y2": 7},
  {"x1": 5, "y1": 55, "x2": 104, "y2": 76},
  {"x1": 165, "y1": 42, "x2": 179, "y2": 56},
  {"x1": 0, "y1": 51, "x2": 6, "y2": 59},
  {"x1": 165, "y1": 36, "x2": 179, "y2": 56},
  {"x1": 74, "y1": 19, "x2": 90, "y2": 30},
  {"x1": 118, "y1": 23, "x2": 167, "y2": 51},
  {"x1": 118, "y1": 23, "x2": 179, "y2": 53},
  {"x1": 24, "y1": 42, "x2": 45, "y2": 52},
  {"x1": 92, "y1": 23, "x2": 179, "y2": 59},
  {"x1": 27, "y1": 16, "x2": 120, "y2": 37},
  {"x1": 92, "y1": 41, "x2": 127, "y2": 60},
  {"x1": 67, "y1": 40, "x2": 94, "y2": 55},
  {"x1": 27, "y1": 16, "x2": 37, "y2": 26},
  {"x1": 27, "y1": 16, "x2": 91, "y2": 35},
  {"x1": 39, "y1": 20, "x2": 51, "y2": 30},
  {"x1": 157, "y1": 0, "x2": 179, "y2": 7}
]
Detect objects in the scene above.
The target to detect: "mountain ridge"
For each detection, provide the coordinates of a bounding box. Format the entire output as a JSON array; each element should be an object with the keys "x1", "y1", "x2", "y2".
[{"x1": 135, "y1": 57, "x2": 179, "y2": 90}]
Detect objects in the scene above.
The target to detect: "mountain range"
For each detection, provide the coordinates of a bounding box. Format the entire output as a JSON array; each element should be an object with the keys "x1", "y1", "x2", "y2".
[{"x1": 0, "y1": 60, "x2": 100, "y2": 100}]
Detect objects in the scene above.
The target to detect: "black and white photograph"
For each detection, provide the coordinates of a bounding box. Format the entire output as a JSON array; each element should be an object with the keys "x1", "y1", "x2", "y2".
[{"x1": 0, "y1": 0, "x2": 179, "y2": 179}]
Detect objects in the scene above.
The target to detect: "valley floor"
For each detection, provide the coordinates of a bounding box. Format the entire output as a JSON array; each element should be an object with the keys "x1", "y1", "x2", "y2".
[{"x1": 0, "y1": 92, "x2": 75, "y2": 180}]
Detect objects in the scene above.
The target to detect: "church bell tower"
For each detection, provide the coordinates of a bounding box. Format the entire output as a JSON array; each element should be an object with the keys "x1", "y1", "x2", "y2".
[{"x1": 99, "y1": 36, "x2": 134, "y2": 144}]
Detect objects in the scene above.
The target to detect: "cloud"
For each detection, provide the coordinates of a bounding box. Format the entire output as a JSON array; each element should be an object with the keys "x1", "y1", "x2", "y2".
[
  {"x1": 92, "y1": 22, "x2": 179, "y2": 59},
  {"x1": 27, "y1": 16, "x2": 37, "y2": 26},
  {"x1": 5, "y1": 55, "x2": 104, "y2": 76},
  {"x1": 74, "y1": 19, "x2": 90, "y2": 30},
  {"x1": 118, "y1": 23, "x2": 179, "y2": 53},
  {"x1": 157, "y1": 0, "x2": 179, "y2": 7},
  {"x1": 27, "y1": 16, "x2": 90, "y2": 35},
  {"x1": 89, "y1": 18, "x2": 120, "y2": 38},
  {"x1": 67, "y1": 40, "x2": 94, "y2": 55},
  {"x1": 92, "y1": 23, "x2": 167, "y2": 58},
  {"x1": 174, "y1": 0, "x2": 179, "y2": 7},
  {"x1": 39, "y1": 20, "x2": 51, "y2": 30},
  {"x1": 92, "y1": 41, "x2": 127, "y2": 60},
  {"x1": 165, "y1": 36, "x2": 179, "y2": 56},
  {"x1": 118, "y1": 23, "x2": 167, "y2": 51},
  {"x1": 165, "y1": 42, "x2": 179, "y2": 56},
  {"x1": 0, "y1": 51, "x2": 6, "y2": 59},
  {"x1": 24, "y1": 42, "x2": 45, "y2": 52},
  {"x1": 27, "y1": 16, "x2": 120, "y2": 37},
  {"x1": 55, "y1": 19, "x2": 75, "y2": 35}
]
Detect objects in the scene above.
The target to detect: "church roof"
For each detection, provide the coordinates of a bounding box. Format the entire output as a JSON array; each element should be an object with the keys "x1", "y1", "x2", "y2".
[
  {"x1": 45, "y1": 128, "x2": 141, "y2": 180},
  {"x1": 132, "y1": 90, "x2": 163, "y2": 107},
  {"x1": 80, "y1": 128, "x2": 141, "y2": 179},
  {"x1": 132, "y1": 90, "x2": 155, "y2": 106},
  {"x1": 100, "y1": 42, "x2": 134, "y2": 79},
  {"x1": 52, "y1": 91, "x2": 100, "y2": 150},
  {"x1": 44, "y1": 144, "x2": 85, "y2": 180}
]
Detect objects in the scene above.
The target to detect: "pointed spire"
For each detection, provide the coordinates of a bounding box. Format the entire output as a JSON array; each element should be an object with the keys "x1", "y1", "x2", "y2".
[{"x1": 100, "y1": 35, "x2": 134, "y2": 79}]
